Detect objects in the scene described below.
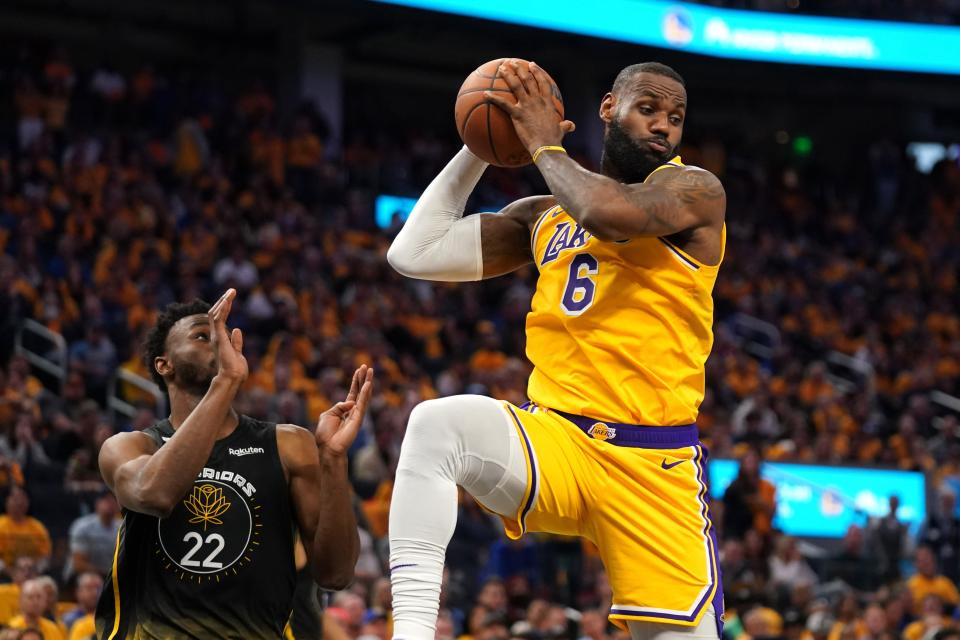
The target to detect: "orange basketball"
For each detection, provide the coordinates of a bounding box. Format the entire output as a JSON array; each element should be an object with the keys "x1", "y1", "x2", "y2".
[{"x1": 454, "y1": 58, "x2": 564, "y2": 168}]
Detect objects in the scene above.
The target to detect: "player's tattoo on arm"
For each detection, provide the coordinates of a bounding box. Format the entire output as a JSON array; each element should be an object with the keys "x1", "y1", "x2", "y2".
[
  {"x1": 615, "y1": 170, "x2": 725, "y2": 235},
  {"x1": 531, "y1": 152, "x2": 723, "y2": 240}
]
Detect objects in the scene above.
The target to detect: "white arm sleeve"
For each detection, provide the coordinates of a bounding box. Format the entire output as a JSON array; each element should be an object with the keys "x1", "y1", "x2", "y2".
[{"x1": 386, "y1": 146, "x2": 488, "y2": 281}]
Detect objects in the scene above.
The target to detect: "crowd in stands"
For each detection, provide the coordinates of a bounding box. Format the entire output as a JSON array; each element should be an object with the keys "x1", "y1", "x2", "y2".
[{"x1": 0, "y1": 43, "x2": 959, "y2": 640}]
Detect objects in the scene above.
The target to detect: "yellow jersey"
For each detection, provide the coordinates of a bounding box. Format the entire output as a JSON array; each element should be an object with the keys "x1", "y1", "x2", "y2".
[{"x1": 525, "y1": 157, "x2": 723, "y2": 426}]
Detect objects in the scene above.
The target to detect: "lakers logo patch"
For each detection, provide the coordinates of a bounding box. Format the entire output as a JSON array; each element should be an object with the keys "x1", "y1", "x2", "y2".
[{"x1": 588, "y1": 422, "x2": 616, "y2": 441}]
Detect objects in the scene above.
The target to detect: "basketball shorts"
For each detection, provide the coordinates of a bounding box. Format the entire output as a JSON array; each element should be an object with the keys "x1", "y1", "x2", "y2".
[{"x1": 497, "y1": 401, "x2": 723, "y2": 632}]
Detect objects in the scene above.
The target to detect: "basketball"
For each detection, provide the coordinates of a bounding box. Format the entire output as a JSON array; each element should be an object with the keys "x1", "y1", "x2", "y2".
[{"x1": 454, "y1": 58, "x2": 564, "y2": 168}]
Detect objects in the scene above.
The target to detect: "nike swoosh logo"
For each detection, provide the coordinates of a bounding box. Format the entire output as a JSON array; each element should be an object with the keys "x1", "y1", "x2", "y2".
[{"x1": 661, "y1": 458, "x2": 685, "y2": 470}]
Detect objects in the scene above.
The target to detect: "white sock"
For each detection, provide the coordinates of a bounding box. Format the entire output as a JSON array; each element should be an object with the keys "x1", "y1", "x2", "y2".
[{"x1": 388, "y1": 396, "x2": 527, "y2": 640}]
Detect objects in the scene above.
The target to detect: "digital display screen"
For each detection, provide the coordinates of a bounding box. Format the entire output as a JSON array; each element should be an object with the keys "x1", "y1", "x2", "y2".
[
  {"x1": 373, "y1": 0, "x2": 960, "y2": 75},
  {"x1": 375, "y1": 194, "x2": 419, "y2": 229},
  {"x1": 708, "y1": 459, "x2": 927, "y2": 538}
]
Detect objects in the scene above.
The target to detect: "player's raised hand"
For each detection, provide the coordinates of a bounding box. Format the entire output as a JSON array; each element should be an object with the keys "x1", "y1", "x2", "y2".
[
  {"x1": 208, "y1": 288, "x2": 248, "y2": 384},
  {"x1": 315, "y1": 365, "x2": 375, "y2": 459},
  {"x1": 484, "y1": 60, "x2": 576, "y2": 154}
]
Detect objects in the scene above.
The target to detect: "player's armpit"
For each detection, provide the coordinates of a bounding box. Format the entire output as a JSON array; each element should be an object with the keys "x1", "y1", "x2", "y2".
[
  {"x1": 98, "y1": 432, "x2": 164, "y2": 516},
  {"x1": 582, "y1": 167, "x2": 725, "y2": 240},
  {"x1": 480, "y1": 195, "x2": 556, "y2": 278}
]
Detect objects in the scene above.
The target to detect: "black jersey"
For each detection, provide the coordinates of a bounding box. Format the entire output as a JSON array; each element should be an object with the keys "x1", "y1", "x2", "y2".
[{"x1": 96, "y1": 415, "x2": 296, "y2": 639}]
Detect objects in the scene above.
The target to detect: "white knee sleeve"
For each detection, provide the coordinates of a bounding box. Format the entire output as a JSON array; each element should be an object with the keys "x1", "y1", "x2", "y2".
[
  {"x1": 389, "y1": 395, "x2": 529, "y2": 640},
  {"x1": 395, "y1": 395, "x2": 528, "y2": 516}
]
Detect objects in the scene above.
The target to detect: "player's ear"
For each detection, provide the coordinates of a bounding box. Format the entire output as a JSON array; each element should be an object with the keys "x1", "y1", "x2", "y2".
[
  {"x1": 155, "y1": 356, "x2": 172, "y2": 379},
  {"x1": 599, "y1": 92, "x2": 616, "y2": 123}
]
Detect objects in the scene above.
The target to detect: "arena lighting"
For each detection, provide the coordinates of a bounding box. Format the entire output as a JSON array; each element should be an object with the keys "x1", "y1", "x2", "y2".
[
  {"x1": 371, "y1": 0, "x2": 960, "y2": 75},
  {"x1": 709, "y1": 459, "x2": 927, "y2": 538}
]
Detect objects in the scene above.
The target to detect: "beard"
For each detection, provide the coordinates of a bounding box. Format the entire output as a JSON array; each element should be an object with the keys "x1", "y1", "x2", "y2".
[
  {"x1": 173, "y1": 360, "x2": 216, "y2": 396},
  {"x1": 601, "y1": 119, "x2": 674, "y2": 184}
]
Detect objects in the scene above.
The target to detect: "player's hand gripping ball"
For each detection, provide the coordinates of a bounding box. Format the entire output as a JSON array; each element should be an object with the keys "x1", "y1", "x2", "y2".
[{"x1": 455, "y1": 58, "x2": 564, "y2": 167}]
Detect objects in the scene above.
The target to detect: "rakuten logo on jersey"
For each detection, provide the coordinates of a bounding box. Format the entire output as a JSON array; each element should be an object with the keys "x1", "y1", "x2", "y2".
[{"x1": 229, "y1": 447, "x2": 264, "y2": 457}]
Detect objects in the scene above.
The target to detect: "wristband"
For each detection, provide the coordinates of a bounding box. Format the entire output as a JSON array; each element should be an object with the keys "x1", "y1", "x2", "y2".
[{"x1": 532, "y1": 145, "x2": 567, "y2": 163}]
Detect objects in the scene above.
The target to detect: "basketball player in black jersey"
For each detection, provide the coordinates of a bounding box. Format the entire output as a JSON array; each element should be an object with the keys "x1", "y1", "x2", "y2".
[{"x1": 95, "y1": 288, "x2": 374, "y2": 639}]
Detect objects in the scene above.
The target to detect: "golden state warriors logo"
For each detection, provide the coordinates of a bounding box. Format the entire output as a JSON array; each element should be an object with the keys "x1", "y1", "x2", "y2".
[
  {"x1": 184, "y1": 484, "x2": 231, "y2": 530},
  {"x1": 157, "y1": 475, "x2": 261, "y2": 582},
  {"x1": 588, "y1": 422, "x2": 616, "y2": 441}
]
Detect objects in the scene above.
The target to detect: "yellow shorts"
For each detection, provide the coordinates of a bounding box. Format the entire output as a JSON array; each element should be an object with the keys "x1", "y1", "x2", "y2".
[{"x1": 498, "y1": 401, "x2": 722, "y2": 632}]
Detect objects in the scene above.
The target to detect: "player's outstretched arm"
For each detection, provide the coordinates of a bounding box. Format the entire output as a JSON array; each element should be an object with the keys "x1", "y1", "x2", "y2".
[
  {"x1": 99, "y1": 289, "x2": 247, "y2": 517},
  {"x1": 280, "y1": 365, "x2": 374, "y2": 590},
  {"x1": 386, "y1": 147, "x2": 553, "y2": 280}
]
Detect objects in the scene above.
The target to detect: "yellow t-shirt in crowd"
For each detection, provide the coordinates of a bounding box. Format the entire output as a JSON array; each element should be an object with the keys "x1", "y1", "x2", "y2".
[
  {"x1": 68, "y1": 613, "x2": 96, "y2": 640},
  {"x1": 907, "y1": 574, "x2": 960, "y2": 612},
  {"x1": 8, "y1": 614, "x2": 66, "y2": 639},
  {"x1": 903, "y1": 617, "x2": 955, "y2": 640},
  {"x1": 0, "y1": 515, "x2": 52, "y2": 567}
]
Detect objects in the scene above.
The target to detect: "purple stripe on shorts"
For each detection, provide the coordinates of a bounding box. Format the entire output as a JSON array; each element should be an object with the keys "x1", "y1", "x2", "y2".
[
  {"x1": 609, "y1": 445, "x2": 721, "y2": 627},
  {"x1": 506, "y1": 405, "x2": 538, "y2": 533}
]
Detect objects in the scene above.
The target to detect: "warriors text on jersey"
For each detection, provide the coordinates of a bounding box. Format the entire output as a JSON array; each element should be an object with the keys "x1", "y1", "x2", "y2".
[
  {"x1": 95, "y1": 416, "x2": 296, "y2": 639},
  {"x1": 525, "y1": 156, "x2": 725, "y2": 426}
]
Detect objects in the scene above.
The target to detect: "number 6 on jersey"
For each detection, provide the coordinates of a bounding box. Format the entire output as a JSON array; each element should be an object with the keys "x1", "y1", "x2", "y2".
[{"x1": 561, "y1": 253, "x2": 599, "y2": 315}]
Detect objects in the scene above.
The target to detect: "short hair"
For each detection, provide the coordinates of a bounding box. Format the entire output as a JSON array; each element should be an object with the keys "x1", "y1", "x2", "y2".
[
  {"x1": 143, "y1": 299, "x2": 211, "y2": 390},
  {"x1": 612, "y1": 62, "x2": 685, "y2": 95}
]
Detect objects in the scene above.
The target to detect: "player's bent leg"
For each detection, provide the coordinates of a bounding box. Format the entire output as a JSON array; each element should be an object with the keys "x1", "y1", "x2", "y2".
[
  {"x1": 626, "y1": 606, "x2": 719, "y2": 640},
  {"x1": 389, "y1": 395, "x2": 528, "y2": 640}
]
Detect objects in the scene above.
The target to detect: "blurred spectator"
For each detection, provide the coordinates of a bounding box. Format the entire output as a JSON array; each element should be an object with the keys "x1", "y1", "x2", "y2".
[
  {"x1": 359, "y1": 608, "x2": 389, "y2": 640},
  {"x1": 859, "y1": 603, "x2": 888, "y2": 640},
  {"x1": 213, "y1": 245, "x2": 259, "y2": 293},
  {"x1": 64, "y1": 492, "x2": 119, "y2": 580},
  {"x1": 473, "y1": 612, "x2": 509, "y2": 640},
  {"x1": 0, "y1": 488, "x2": 51, "y2": 571},
  {"x1": 577, "y1": 609, "x2": 609, "y2": 640},
  {"x1": 354, "y1": 525, "x2": 384, "y2": 585},
  {"x1": 827, "y1": 525, "x2": 877, "y2": 591},
  {"x1": 436, "y1": 608, "x2": 455, "y2": 640},
  {"x1": 826, "y1": 592, "x2": 863, "y2": 640},
  {"x1": 919, "y1": 488, "x2": 960, "y2": 585},
  {"x1": 2, "y1": 414, "x2": 51, "y2": 469},
  {"x1": 66, "y1": 325, "x2": 117, "y2": 403},
  {"x1": 902, "y1": 595, "x2": 955, "y2": 640},
  {"x1": 7, "y1": 578, "x2": 63, "y2": 639},
  {"x1": 739, "y1": 605, "x2": 783, "y2": 640},
  {"x1": 32, "y1": 577, "x2": 65, "y2": 638},
  {"x1": 722, "y1": 450, "x2": 777, "y2": 539},
  {"x1": 768, "y1": 536, "x2": 817, "y2": 593},
  {"x1": 329, "y1": 592, "x2": 366, "y2": 639},
  {"x1": 868, "y1": 495, "x2": 910, "y2": 585},
  {"x1": 0, "y1": 557, "x2": 38, "y2": 625},
  {"x1": 475, "y1": 579, "x2": 508, "y2": 620},
  {"x1": 907, "y1": 546, "x2": 960, "y2": 615},
  {"x1": 61, "y1": 572, "x2": 101, "y2": 635}
]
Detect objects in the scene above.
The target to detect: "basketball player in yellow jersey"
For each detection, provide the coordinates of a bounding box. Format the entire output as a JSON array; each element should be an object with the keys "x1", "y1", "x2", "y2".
[{"x1": 387, "y1": 61, "x2": 726, "y2": 640}]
